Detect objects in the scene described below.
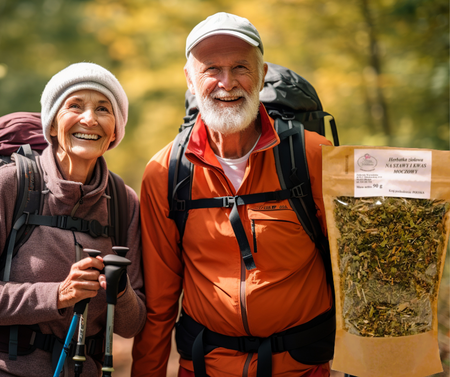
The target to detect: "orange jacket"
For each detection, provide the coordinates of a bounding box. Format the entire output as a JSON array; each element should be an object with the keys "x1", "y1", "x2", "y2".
[{"x1": 132, "y1": 104, "x2": 333, "y2": 377}]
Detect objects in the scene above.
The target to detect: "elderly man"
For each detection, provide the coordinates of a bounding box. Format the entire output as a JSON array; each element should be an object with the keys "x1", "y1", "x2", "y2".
[{"x1": 132, "y1": 12, "x2": 334, "y2": 377}]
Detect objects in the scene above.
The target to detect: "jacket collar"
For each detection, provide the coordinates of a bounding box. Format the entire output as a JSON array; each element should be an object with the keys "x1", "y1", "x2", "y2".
[
  {"x1": 185, "y1": 103, "x2": 280, "y2": 168},
  {"x1": 39, "y1": 146, "x2": 109, "y2": 208}
]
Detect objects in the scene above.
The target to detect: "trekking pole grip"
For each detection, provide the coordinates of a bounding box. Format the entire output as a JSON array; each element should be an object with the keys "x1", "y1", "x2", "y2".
[
  {"x1": 112, "y1": 246, "x2": 129, "y2": 258},
  {"x1": 103, "y1": 254, "x2": 131, "y2": 305},
  {"x1": 73, "y1": 249, "x2": 102, "y2": 376},
  {"x1": 102, "y1": 254, "x2": 131, "y2": 376}
]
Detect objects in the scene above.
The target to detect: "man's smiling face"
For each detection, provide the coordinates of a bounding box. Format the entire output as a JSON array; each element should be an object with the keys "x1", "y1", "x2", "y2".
[{"x1": 185, "y1": 34, "x2": 265, "y2": 135}]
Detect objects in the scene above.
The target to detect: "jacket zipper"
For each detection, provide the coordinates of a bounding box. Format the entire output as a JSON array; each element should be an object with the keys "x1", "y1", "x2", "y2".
[
  {"x1": 240, "y1": 259, "x2": 251, "y2": 335},
  {"x1": 228, "y1": 173, "x2": 253, "y2": 376},
  {"x1": 242, "y1": 353, "x2": 253, "y2": 377},
  {"x1": 70, "y1": 186, "x2": 84, "y2": 218},
  {"x1": 240, "y1": 257, "x2": 252, "y2": 376}
]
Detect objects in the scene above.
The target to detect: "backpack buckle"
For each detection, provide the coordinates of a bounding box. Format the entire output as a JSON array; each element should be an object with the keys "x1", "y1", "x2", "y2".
[
  {"x1": 267, "y1": 109, "x2": 295, "y2": 121},
  {"x1": 237, "y1": 336, "x2": 261, "y2": 353},
  {"x1": 175, "y1": 200, "x2": 186, "y2": 211},
  {"x1": 281, "y1": 113, "x2": 295, "y2": 121},
  {"x1": 291, "y1": 183, "x2": 306, "y2": 198},
  {"x1": 223, "y1": 196, "x2": 235, "y2": 208},
  {"x1": 23, "y1": 211, "x2": 31, "y2": 225},
  {"x1": 57, "y1": 216, "x2": 80, "y2": 230},
  {"x1": 56, "y1": 216, "x2": 73, "y2": 229},
  {"x1": 41, "y1": 333, "x2": 56, "y2": 353},
  {"x1": 271, "y1": 334, "x2": 285, "y2": 352},
  {"x1": 89, "y1": 220, "x2": 104, "y2": 238}
]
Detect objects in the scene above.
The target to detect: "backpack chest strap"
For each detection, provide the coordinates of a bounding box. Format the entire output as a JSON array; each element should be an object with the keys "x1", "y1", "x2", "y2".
[
  {"x1": 174, "y1": 187, "x2": 307, "y2": 271},
  {"x1": 3, "y1": 213, "x2": 113, "y2": 283},
  {"x1": 175, "y1": 186, "x2": 306, "y2": 211},
  {"x1": 25, "y1": 214, "x2": 113, "y2": 238}
]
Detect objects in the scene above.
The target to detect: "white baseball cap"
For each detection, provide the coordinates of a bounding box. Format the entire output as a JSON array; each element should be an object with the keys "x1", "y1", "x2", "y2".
[{"x1": 186, "y1": 12, "x2": 264, "y2": 58}]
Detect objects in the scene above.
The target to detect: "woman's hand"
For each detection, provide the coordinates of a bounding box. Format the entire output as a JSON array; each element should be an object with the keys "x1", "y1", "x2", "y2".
[{"x1": 57, "y1": 256, "x2": 104, "y2": 309}]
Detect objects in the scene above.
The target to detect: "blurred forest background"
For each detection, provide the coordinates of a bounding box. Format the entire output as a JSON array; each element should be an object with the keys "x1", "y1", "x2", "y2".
[{"x1": 0, "y1": 0, "x2": 449, "y2": 375}]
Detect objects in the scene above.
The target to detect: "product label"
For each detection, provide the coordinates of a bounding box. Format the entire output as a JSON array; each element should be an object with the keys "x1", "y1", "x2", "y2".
[{"x1": 354, "y1": 149, "x2": 432, "y2": 199}]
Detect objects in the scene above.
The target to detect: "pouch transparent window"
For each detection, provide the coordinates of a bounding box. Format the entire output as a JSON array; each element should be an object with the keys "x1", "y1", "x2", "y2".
[{"x1": 335, "y1": 196, "x2": 448, "y2": 338}]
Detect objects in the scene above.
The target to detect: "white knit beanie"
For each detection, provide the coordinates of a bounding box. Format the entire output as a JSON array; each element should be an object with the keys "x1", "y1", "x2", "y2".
[{"x1": 40, "y1": 62, "x2": 128, "y2": 150}]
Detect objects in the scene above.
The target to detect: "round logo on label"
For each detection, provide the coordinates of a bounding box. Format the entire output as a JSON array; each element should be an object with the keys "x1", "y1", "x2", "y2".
[{"x1": 357, "y1": 154, "x2": 377, "y2": 171}]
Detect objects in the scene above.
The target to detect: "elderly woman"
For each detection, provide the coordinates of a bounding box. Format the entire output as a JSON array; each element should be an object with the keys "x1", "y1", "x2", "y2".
[{"x1": 0, "y1": 63, "x2": 146, "y2": 376}]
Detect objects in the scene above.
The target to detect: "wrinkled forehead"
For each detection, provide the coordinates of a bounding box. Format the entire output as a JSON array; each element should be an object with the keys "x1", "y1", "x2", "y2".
[
  {"x1": 189, "y1": 34, "x2": 260, "y2": 65},
  {"x1": 63, "y1": 89, "x2": 111, "y2": 102}
]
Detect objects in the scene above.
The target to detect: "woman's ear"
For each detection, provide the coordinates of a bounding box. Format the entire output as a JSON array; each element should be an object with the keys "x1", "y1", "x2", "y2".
[{"x1": 50, "y1": 121, "x2": 58, "y2": 137}]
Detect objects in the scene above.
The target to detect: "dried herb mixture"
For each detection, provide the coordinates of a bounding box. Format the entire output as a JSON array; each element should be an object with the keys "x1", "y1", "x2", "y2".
[{"x1": 335, "y1": 196, "x2": 450, "y2": 337}]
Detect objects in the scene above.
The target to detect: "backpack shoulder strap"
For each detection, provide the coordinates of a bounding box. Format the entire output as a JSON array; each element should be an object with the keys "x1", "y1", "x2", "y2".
[
  {"x1": 2, "y1": 146, "x2": 43, "y2": 282},
  {"x1": 272, "y1": 119, "x2": 333, "y2": 286},
  {"x1": 273, "y1": 119, "x2": 318, "y2": 240},
  {"x1": 2, "y1": 146, "x2": 43, "y2": 360},
  {"x1": 11, "y1": 145, "x2": 39, "y2": 222},
  {"x1": 168, "y1": 124, "x2": 194, "y2": 244},
  {"x1": 107, "y1": 170, "x2": 128, "y2": 247}
]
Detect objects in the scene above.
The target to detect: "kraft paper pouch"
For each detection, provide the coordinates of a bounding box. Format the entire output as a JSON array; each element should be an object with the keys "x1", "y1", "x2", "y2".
[{"x1": 322, "y1": 145, "x2": 450, "y2": 377}]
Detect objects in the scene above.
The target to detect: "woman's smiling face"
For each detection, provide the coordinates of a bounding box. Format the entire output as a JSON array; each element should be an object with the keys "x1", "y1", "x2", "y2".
[{"x1": 50, "y1": 89, "x2": 116, "y2": 169}]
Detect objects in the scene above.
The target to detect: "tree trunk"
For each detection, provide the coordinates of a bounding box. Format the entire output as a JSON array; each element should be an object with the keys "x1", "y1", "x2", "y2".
[{"x1": 360, "y1": 0, "x2": 392, "y2": 141}]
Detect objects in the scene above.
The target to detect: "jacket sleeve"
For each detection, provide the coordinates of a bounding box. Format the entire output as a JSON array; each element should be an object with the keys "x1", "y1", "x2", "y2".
[
  {"x1": 132, "y1": 143, "x2": 184, "y2": 377},
  {"x1": 113, "y1": 185, "x2": 147, "y2": 338}
]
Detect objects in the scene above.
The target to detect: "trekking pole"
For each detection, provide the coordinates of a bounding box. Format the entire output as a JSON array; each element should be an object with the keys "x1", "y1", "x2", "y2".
[
  {"x1": 112, "y1": 246, "x2": 129, "y2": 258},
  {"x1": 53, "y1": 299, "x2": 88, "y2": 377},
  {"x1": 101, "y1": 254, "x2": 131, "y2": 376},
  {"x1": 73, "y1": 249, "x2": 102, "y2": 377}
]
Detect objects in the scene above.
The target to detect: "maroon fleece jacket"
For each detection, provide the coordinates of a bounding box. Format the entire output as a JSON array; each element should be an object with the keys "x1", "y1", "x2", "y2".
[{"x1": 0, "y1": 146, "x2": 146, "y2": 376}]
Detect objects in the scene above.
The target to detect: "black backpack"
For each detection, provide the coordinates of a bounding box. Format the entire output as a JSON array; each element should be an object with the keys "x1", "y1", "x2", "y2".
[
  {"x1": 0, "y1": 112, "x2": 129, "y2": 282},
  {"x1": 168, "y1": 62, "x2": 338, "y2": 283}
]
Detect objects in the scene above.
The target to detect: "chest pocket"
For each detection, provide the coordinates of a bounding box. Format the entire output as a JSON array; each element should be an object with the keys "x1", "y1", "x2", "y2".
[{"x1": 248, "y1": 208, "x2": 316, "y2": 272}]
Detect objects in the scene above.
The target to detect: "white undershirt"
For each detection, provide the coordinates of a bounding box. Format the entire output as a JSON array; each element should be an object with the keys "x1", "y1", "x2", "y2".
[{"x1": 215, "y1": 136, "x2": 261, "y2": 191}]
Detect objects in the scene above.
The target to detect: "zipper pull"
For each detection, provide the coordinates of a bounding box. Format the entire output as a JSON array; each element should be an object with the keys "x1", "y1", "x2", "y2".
[
  {"x1": 251, "y1": 220, "x2": 257, "y2": 253},
  {"x1": 70, "y1": 187, "x2": 84, "y2": 217}
]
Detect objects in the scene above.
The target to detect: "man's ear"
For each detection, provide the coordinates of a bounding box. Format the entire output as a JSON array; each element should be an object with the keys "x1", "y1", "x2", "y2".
[
  {"x1": 184, "y1": 67, "x2": 196, "y2": 95},
  {"x1": 260, "y1": 63, "x2": 268, "y2": 91}
]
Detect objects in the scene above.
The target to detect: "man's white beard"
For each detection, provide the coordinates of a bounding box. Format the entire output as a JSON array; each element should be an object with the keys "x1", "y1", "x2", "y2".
[{"x1": 195, "y1": 86, "x2": 261, "y2": 135}]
